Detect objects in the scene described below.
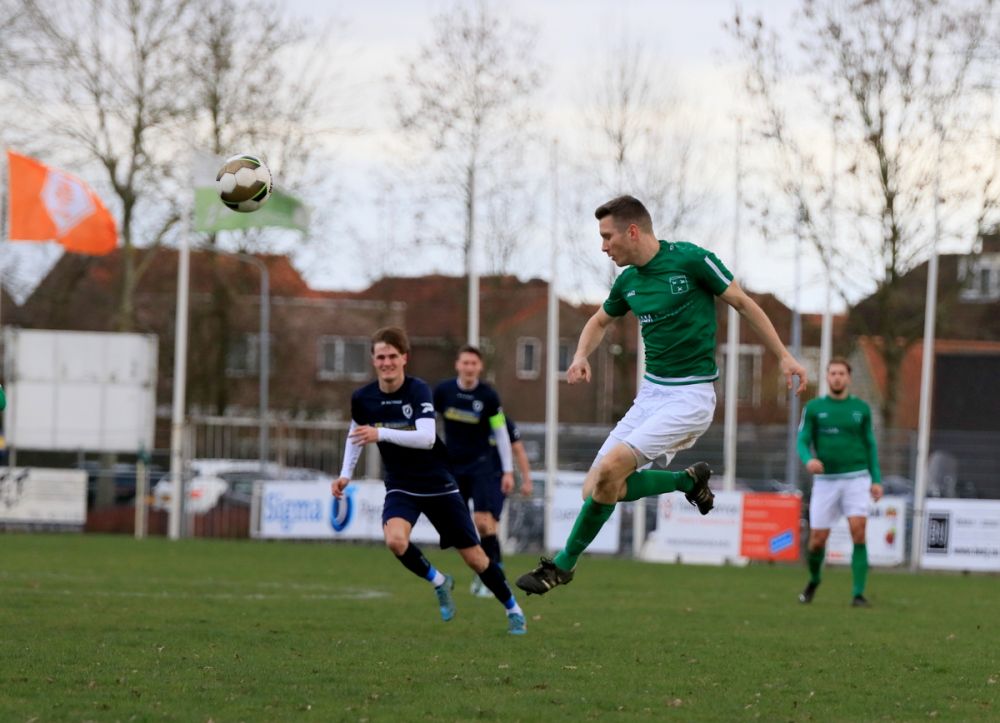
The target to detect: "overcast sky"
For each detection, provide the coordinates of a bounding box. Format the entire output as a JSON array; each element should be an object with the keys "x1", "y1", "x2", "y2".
[
  {"x1": 2, "y1": 1, "x2": 862, "y2": 313},
  {"x1": 274, "y1": 0, "x2": 846, "y2": 310}
]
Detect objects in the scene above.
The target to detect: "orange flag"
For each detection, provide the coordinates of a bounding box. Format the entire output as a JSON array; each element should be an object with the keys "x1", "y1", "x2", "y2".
[{"x1": 6, "y1": 150, "x2": 118, "y2": 255}]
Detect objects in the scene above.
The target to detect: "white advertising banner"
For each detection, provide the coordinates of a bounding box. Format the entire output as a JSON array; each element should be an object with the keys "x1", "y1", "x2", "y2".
[
  {"x1": 258, "y1": 479, "x2": 437, "y2": 542},
  {"x1": 640, "y1": 491, "x2": 745, "y2": 565},
  {"x1": 826, "y1": 496, "x2": 907, "y2": 567},
  {"x1": 544, "y1": 483, "x2": 621, "y2": 554},
  {"x1": 919, "y1": 498, "x2": 1000, "y2": 572},
  {"x1": 0, "y1": 467, "x2": 87, "y2": 525}
]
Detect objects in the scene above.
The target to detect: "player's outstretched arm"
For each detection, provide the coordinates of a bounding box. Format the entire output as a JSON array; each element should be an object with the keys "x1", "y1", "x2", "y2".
[
  {"x1": 567, "y1": 308, "x2": 615, "y2": 384},
  {"x1": 720, "y1": 281, "x2": 808, "y2": 394}
]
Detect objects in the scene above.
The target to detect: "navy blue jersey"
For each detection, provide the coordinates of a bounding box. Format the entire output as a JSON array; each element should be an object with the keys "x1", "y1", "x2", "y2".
[
  {"x1": 433, "y1": 379, "x2": 503, "y2": 467},
  {"x1": 351, "y1": 376, "x2": 457, "y2": 494}
]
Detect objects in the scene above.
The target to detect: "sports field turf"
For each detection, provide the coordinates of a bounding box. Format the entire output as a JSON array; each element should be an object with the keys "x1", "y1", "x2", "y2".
[{"x1": 1, "y1": 533, "x2": 997, "y2": 721}]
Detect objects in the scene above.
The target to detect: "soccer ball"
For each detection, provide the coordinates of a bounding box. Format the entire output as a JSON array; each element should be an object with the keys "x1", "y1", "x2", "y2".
[{"x1": 216, "y1": 154, "x2": 272, "y2": 212}]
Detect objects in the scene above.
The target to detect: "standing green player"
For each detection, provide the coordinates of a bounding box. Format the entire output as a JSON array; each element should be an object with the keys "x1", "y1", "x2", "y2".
[
  {"x1": 516, "y1": 195, "x2": 808, "y2": 596},
  {"x1": 797, "y1": 357, "x2": 883, "y2": 607}
]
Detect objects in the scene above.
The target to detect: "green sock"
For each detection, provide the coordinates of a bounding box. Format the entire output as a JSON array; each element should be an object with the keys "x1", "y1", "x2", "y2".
[
  {"x1": 851, "y1": 543, "x2": 868, "y2": 597},
  {"x1": 621, "y1": 468, "x2": 693, "y2": 502},
  {"x1": 552, "y1": 497, "x2": 615, "y2": 571},
  {"x1": 807, "y1": 548, "x2": 825, "y2": 585}
]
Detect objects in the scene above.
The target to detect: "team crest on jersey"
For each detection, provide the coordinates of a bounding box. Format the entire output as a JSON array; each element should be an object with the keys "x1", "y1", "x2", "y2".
[
  {"x1": 473, "y1": 400, "x2": 484, "y2": 412},
  {"x1": 668, "y1": 275, "x2": 689, "y2": 294},
  {"x1": 853, "y1": 412, "x2": 863, "y2": 423},
  {"x1": 402, "y1": 404, "x2": 413, "y2": 419}
]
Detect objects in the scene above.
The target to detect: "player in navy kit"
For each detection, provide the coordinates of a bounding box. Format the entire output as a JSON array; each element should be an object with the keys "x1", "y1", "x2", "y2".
[
  {"x1": 333, "y1": 327, "x2": 526, "y2": 634},
  {"x1": 434, "y1": 346, "x2": 516, "y2": 596}
]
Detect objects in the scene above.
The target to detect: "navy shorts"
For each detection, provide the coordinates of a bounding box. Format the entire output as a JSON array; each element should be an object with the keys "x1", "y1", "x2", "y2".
[
  {"x1": 382, "y1": 490, "x2": 480, "y2": 550},
  {"x1": 454, "y1": 455, "x2": 505, "y2": 520}
]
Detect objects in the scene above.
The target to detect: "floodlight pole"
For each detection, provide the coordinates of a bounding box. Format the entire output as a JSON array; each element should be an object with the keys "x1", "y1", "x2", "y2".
[
  {"x1": 168, "y1": 220, "x2": 191, "y2": 540},
  {"x1": 910, "y1": 121, "x2": 943, "y2": 571},
  {"x1": 466, "y1": 165, "x2": 479, "y2": 347},
  {"x1": 545, "y1": 139, "x2": 559, "y2": 546},
  {"x1": 212, "y1": 247, "x2": 270, "y2": 476},
  {"x1": 723, "y1": 119, "x2": 743, "y2": 492}
]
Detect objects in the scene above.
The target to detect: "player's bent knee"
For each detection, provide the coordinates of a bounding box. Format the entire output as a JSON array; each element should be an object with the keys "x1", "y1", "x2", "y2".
[{"x1": 384, "y1": 535, "x2": 408, "y2": 556}]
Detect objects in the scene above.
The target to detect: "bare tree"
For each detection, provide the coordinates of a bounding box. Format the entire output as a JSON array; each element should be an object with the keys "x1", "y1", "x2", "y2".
[
  {"x1": 569, "y1": 29, "x2": 710, "y2": 287},
  {"x1": 390, "y1": 0, "x2": 542, "y2": 287},
  {"x1": 0, "y1": 0, "x2": 198, "y2": 331},
  {"x1": 181, "y1": 0, "x2": 347, "y2": 414},
  {"x1": 729, "y1": 0, "x2": 999, "y2": 428}
]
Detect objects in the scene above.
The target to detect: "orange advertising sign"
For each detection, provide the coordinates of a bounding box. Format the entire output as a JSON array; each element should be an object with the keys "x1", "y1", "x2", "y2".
[{"x1": 740, "y1": 493, "x2": 801, "y2": 561}]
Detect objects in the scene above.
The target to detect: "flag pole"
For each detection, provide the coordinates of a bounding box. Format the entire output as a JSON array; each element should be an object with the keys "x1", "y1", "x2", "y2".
[{"x1": 168, "y1": 210, "x2": 191, "y2": 540}]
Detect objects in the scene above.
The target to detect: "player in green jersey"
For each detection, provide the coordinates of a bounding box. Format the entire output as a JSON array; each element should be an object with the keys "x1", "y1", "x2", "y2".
[
  {"x1": 516, "y1": 195, "x2": 808, "y2": 596},
  {"x1": 797, "y1": 357, "x2": 882, "y2": 607}
]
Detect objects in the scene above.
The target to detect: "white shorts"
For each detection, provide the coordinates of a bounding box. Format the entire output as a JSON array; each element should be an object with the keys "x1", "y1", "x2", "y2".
[
  {"x1": 595, "y1": 380, "x2": 716, "y2": 469},
  {"x1": 808, "y1": 471, "x2": 872, "y2": 529}
]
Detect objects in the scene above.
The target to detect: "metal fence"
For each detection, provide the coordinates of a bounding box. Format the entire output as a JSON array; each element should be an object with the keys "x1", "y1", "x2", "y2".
[{"x1": 89, "y1": 416, "x2": 998, "y2": 551}]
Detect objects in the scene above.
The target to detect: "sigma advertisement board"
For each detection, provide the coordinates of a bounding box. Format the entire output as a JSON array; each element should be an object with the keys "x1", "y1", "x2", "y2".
[
  {"x1": 3, "y1": 328, "x2": 157, "y2": 453},
  {"x1": 257, "y1": 479, "x2": 438, "y2": 543},
  {"x1": 919, "y1": 498, "x2": 1000, "y2": 572}
]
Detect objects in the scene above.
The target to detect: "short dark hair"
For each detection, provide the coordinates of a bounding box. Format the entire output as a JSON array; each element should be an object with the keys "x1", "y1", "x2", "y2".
[
  {"x1": 594, "y1": 195, "x2": 654, "y2": 234},
  {"x1": 456, "y1": 344, "x2": 482, "y2": 360},
  {"x1": 828, "y1": 356, "x2": 852, "y2": 374},
  {"x1": 371, "y1": 326, "x2": 410, "y2": 355}
]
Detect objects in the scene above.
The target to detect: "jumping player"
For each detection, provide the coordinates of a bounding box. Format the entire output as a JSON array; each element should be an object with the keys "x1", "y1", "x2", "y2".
[
  {"x1": 516, "y1": 195, "x2": 808, "y2": 596},
  {"x1": 333, "y1": 327, "x2": 526, "y2": 634}
]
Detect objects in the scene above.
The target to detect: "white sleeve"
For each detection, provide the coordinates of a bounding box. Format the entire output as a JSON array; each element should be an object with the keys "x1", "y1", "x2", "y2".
[
  {"x1": 339, "y1": 421, "x2": 364, "y2": 479},
  {"x1": 377, "y1": 417, "x2": 436, "y2": 449},
  {"x1": 493, "y1": 422, "x2": 514, "y2": 473}
]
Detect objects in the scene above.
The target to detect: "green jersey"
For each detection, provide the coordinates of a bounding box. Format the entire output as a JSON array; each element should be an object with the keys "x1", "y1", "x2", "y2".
[
  {"x1": 603, "y1": 240, "x2": 734, "y2": 385},
  {"x1": 796, "y1": 395, "x2": 881, "y2": 483}
]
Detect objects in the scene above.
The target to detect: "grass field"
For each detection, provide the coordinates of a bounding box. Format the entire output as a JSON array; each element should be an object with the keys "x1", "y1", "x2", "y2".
[{"x1": 1, "y1": 534, "x2": 997, "y2": 722}]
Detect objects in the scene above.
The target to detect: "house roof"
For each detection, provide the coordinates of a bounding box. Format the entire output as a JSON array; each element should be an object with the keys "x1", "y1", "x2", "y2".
[{"x1": 24, "y1": 247, "x2": 316, "y2": 303}]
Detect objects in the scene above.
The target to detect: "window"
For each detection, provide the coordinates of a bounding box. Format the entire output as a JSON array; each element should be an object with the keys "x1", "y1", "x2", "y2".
[
  {"x1": 318, "y1": 337, "x2": 370, "y2": 380},
  {"x1": 516, "y1": 337, "x2": 541, "y2": 380},
  {"x1": 717, "y1": 344, "x2": 763, "y2": 407},
  {"x1": 959, "y1": 256, "x2": 1000, "y2": 302},
  {"x1": 558, "y1": 339, "x2": 573, "y2": 376},
  {"x1": 226, "y1": 333, "x2": 274, "y2": 377}
]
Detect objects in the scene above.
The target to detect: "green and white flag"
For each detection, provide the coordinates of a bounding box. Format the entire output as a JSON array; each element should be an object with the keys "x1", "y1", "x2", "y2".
[{"x1": 192, "y1": 154, "x2": 309, "y2": 233}]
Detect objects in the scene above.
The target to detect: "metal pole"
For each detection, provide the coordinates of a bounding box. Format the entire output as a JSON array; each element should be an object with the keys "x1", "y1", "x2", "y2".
[
  {"x1": 911, "y1": 123, "x2": 943, "y2": 571},
  {"x1": 545, "y1": 140, "x2": 559, "y2": 545},
  {"x1": 785, "y1": 238, "x2": 802, "y2": 489},
  {"x1": 214, "y1": 249, "x2": 270, "y2": 476},
  {"x1": 545, "y1": 140, "x2": 559, "y2": 483},
  {"x1": 466, "y1": 164, "x2": 479, "y2": 347},
  {"x1": 168, "y1": 219, "x2": 191, "y2": 540},
  {"x1": 820, "y1": 123, "x2": 837, "y2": 396},
  {"x1": 723, "y1": 119, "x2": 743, "y2": 492},
  {"x1": 258, "y1": 261, "x2": 269, "y2": 475}
]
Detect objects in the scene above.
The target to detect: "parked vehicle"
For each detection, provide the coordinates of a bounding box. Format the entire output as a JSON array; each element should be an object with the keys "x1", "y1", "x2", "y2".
[{"x1": 151, "y1": 460, "x2": 331, "y2": 515}]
